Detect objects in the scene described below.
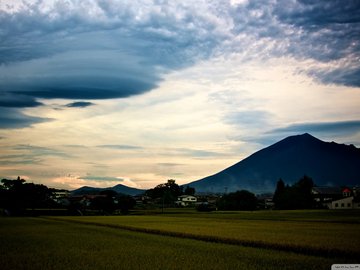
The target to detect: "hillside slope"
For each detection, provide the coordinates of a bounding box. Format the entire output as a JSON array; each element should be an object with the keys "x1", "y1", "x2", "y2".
[{"x1": 187, "y1": 133, "x2": 360, "y2": 194}]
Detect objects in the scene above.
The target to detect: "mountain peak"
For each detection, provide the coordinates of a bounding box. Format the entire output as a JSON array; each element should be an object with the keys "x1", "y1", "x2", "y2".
[
  {"x1": 266, "y1": 133, "x2": 323, "y2": 152},
  {"x1": 286, "y1": 133, "x2": 319, "y2": 141},
  {"x1": 187, "y1": 134, "x2": 360, "y2": 194},
  {"x1": 300, "y1": 132, "x2": 314, "y2": 138}
]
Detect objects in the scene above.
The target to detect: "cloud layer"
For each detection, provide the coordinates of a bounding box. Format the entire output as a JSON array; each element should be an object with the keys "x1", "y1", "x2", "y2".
[
  {"x1": 271, "y1": 120, "x2": 360, "y2": 136},
  {"x1": 1, "y1": 0, "x2": 359, "y2": 128},
  {"x1": 0, "y1": 1, "x2": 359, "y2": 190}
]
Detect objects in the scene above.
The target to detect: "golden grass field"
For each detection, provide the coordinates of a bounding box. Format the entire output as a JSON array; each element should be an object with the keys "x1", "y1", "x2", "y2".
[{"x1": 0, "y1": 209, "x2": 359, "y2": 269}]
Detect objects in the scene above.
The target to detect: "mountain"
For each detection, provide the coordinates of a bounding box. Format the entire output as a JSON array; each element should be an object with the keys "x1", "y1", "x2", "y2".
[
  {"x1": 187, "y1": 133, "x2": 360, "y2": 194},
  {"x1": 71, "y1": 184, "x2": 146, "y2": 196}
]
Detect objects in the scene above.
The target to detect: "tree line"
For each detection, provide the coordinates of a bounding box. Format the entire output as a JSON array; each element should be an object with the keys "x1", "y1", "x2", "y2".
[
  {"x1": 217, "y1": 175, "x2": 316, "y2": 211},
  {"x1": 273, "y1": 175, "x2": 315, "y2": 210},
  {"x1": 145, "y1": 179, "x2": 195, "y2": 205},
  {"x1": 1, "y1": 175, "x2": 318, "y2": 215},
  {"x1": 0, "y1": 177, "x2": 56, "y2": 215},
  {"x1": 67, "y1": 189, "x2": 136, "y2": 216},
  {"x1": 0, "y1": 177, "x2": 136, "y2": 216}
]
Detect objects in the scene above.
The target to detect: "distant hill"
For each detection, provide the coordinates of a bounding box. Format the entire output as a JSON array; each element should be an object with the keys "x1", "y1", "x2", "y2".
[
  {"x1": 187, "y1": 133, "x2": 360, "y2": 194},
  {"x1": 71, "y1": 184, "x2": 145, "y2": 196}
]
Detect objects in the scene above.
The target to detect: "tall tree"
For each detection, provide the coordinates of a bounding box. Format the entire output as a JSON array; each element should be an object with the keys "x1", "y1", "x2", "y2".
[
  {"x1": 273, "y1": 178, "x2": 285, "y2": 209},
  {"x1": 146, "y1": 179, "x2": 183, "y2": 205},
  {"x1": 217, "y1": 190, "x2": 257, "y2": 211},
  {"x1": 273, "y1": 176, "x2": 315, "y2": 210}
]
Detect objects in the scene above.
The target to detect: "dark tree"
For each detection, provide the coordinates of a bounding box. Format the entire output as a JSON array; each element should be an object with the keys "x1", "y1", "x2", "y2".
[
  {"x1": 1, "y1": 177, "x2": 26, "y2": 190},
  {"x1": 217, "y1": 190, "x2": 257, "y2": 211},
  {"x1": 184, "y1": 185, "x2": 196, "y2": 196},
  {"x1": 295, "y1": 175, "x2": 314, "y2": 193},
  {"x1": 273, "y1": 178, "x2": 285, "y2": 209},
  {"x1": 100, "y1": 189, "x2": 118, "y2": 198},
  {"x1": 146, "y1": 179, "x2": 183, "y2": 204},
  {"x1": 117, "y1": 195, "x2": 136, "y2": 214},
  {"x1": 90, "y1": 195, "x2": 116, "y2": 214},
  {"x1": 294, "y1": 175, "x2": 314, "y2": 209},
  {"x1": 273, "y1": 176, "x2": 315, "y2": 210},
  {"x1": 0, "y1": 177, "x2": 53, "y2": 215}
]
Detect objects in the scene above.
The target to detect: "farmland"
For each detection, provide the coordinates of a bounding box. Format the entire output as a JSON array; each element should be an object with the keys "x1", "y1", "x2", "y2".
[{"x1": 1, "y1": 210, "x2": 359, "y2": 270}]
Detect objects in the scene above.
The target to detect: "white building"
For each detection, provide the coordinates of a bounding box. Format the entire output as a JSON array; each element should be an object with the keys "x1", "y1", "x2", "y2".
[
  {"x1": 328, "y1": 196, "x2": 360, "y2": 210},
  {"x1": 176, "y1": 195, "x2": 197, "y2": 207},
  {"x1": 52, "y1": 189, "x2": 70, "y2": 203}
]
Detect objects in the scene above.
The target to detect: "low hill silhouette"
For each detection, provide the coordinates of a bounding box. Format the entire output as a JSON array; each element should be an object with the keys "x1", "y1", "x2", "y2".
[{"x1": 71, "y1": 184, "x2": 145, "y2": 196}]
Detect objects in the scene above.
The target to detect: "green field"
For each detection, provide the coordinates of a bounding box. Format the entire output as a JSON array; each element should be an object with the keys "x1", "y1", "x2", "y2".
[{"x1": 1, "y1": 210, "x2": 359, "y2": 269}]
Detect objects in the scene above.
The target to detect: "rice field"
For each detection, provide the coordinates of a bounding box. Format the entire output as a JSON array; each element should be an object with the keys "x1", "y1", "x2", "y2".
[
  {"x1": 0, "y1": 210, "x2": 359, "y2": 270},
  {"x1": 48, "y1": 209, "x2": 360, "y2": 258}
]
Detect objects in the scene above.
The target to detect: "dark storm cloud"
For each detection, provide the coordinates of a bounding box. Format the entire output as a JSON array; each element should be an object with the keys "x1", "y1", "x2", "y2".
[
  {"x1": 0, "y1": 93, "x2": 43, "y2": 108},
  {"x1": 0, "y1": 108, "x2": 51, "y2": 129},
  {"x1": 0, "y1": 1, "x2": 225, "y2": 128},
  {"x1": 0, "y1": 1, "x2": 359, "y2": 129},
  {"x1": 0, "y1": 48, "x2": 161, "y2": 100},
  {"x1": 272, "y1": 0, "x2": 360, "y2": 87},
  {"x1": 65, "y1": 101, "x2": 95, "y2": 108},
  {"x1": 0, "y1": 1, "x2": 221, "y2": 91},
  {"x1": 308, "y1": 67, "x2": 360, "y2": 87},
  {"x1": 275, "y1": 0, "x2": 360, "y2": 28},
  {"x1": 273, "y1": 0, "x2": 360, "y2": 60}
]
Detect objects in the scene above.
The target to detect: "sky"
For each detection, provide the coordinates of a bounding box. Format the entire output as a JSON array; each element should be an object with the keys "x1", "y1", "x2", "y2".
[{"x1": 0, "y1": 0, "x2": 360, "y2": 190}]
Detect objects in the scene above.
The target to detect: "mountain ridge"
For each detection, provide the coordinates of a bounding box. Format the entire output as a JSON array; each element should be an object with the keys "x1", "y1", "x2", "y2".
[
  {"x1": 71, "y1": 134, "x2": 360, "y2": 195},
  {"x1": 186, "y1": 133, "x2": 360, "y2": 194},
  {"x1": 71, "y1": 183, "x2": 146, "y2": 196}
]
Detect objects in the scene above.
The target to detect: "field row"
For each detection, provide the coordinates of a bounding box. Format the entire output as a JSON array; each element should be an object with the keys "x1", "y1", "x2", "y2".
[
  {"x1": 46, "y1": 210, "x2": 360, "y2": 260},
  {"x1": 0, "y1": 217, "x2": 347, "y2": 270}
]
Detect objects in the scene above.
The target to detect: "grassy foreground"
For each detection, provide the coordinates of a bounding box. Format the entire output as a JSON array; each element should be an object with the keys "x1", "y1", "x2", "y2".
[
  {"x1": 0, "y1": 210, "x2": 359, "y2": 270},
  {"x1": 49, "y1": 209, "x2": 360, "y2": 259}
]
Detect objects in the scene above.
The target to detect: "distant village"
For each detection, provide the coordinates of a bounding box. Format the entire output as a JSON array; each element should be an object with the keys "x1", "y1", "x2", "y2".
[{"x1": 1, "y1": 176, "x2": 359, "y2": 216}]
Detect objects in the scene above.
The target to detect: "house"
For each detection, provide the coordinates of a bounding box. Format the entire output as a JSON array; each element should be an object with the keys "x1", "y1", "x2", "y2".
[
  {"x1": 133, "y1": 195, "x2": 152, "y2": 205},
  {"x1": 311, "y1": 186, "x2": 343, "y2": 205},
  {"x1": 52, "y1": 189, "x2": 71, "y2": 203},
  {"x1": 312, "y1": 186, "x2": 360, "y2": 209},
  {"x1": 342, "y1": 187, "x2": 352, "y2": 197},
  {"x1": 328, "y1": 196, "x2": 360, "y2": 210},
  {"x1": 175, "y1": 195, "x2": 197, "y2": 207},
  {"x1": 196, "y1": 194, "x2": 220, "y2": 205}
]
